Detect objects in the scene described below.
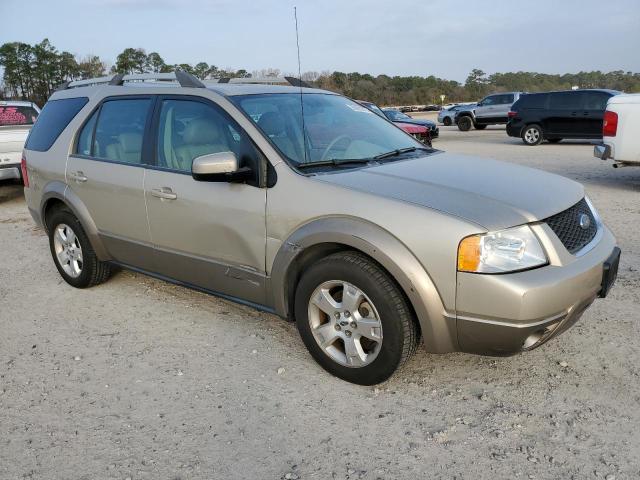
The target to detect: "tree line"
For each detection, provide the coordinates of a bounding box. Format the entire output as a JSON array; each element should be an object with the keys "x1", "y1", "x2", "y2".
[{"x1": 2, "y1": 39, "x2": 639, "y2": 107}]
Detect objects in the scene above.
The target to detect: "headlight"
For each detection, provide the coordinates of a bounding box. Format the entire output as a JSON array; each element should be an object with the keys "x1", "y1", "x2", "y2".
[{"x1": 457, "y1": 225, "x2": 547, "y2": 274}]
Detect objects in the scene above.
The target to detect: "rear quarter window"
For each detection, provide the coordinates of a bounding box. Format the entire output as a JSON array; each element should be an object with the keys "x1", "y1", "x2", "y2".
[
  {"x1": 25, "y1": 97, "x2": 89, "y2": 152},
  {"x1": 516, "y1": 94, "x2": 548, "y2": 109}
]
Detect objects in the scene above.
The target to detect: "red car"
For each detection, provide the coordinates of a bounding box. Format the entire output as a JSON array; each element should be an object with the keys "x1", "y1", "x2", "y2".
[{"x1": 357, "y1": 100, "x2": 431, "y2": 146}]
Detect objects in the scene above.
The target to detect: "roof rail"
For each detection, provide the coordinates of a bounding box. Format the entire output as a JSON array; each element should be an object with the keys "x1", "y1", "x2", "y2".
[
  {"x1": 56, "y1": 70, "x2": 206, "y2": 90},
  {"x1": 208, "y1": 76, "x2": 312, "y2": 88}
]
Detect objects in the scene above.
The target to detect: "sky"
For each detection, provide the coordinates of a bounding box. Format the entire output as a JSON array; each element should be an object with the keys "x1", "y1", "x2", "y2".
[{"x1": 1, "y1": 0, "x2": 639, "y2": 81}]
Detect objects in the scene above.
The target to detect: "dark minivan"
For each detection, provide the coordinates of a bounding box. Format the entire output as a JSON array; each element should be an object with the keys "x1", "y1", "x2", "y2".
[{"x1": 507, "y1": 89, "x2": 619, "y2": 146}]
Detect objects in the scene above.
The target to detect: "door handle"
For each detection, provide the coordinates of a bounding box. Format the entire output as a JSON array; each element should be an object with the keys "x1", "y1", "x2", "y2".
[
  {"x1": 69, "y1": 171, "x2": 88, "y2": 183},
  {"x1": 150, "y1": 187, "x2": 177, "y2": 200}
]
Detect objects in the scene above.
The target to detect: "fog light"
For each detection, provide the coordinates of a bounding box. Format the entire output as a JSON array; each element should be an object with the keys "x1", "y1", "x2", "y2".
[{"x1": 522, "y1": 322, "x2": 560, "y2": 350}]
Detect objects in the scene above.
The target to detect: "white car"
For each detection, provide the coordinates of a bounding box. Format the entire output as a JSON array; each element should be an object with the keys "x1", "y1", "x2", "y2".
[
  {"x1": 594, "y1": 93, "x2": 640, "y2": 167},
  {"x1": 0, "y1": 100, "x2": 40, "y2": 181}
]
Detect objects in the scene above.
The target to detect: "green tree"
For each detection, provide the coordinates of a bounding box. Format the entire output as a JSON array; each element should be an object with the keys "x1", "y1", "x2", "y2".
[{"x1": 112, "y1": 48, "x2": 147, "y2": 74}]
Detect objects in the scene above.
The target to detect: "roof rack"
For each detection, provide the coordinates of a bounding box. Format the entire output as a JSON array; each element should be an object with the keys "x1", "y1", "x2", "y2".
[
  {"x1": 56, "y1": 70, "x2": 206, "y2": 91},
  {"x1": 207, "y1": 76, "x2": 312, "y2": 88}
]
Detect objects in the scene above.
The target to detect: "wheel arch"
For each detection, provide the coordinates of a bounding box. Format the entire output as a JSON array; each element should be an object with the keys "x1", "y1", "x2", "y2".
[
  {"x1": 40, "y1": 183, "x2": 111, "y2": 261},
  {"x1": 269, "y1": 217, "x2": 458, "y2": 353}
]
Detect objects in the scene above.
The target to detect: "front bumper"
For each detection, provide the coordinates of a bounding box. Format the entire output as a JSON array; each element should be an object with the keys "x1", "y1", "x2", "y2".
[
  {"x1": 594, "y1": 144, "x2": 611, "y2": 160},
  {"x1": 0, "y1": 164, "x2": 21, "y2": 181},
  {"x1": 455, "y1": 225, "x2": 618, "y2": 355}
]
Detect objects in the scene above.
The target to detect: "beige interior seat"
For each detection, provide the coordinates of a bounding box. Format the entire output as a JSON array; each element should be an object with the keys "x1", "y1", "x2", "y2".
[
  {"x1": 105, "y1": 133, "x2": 143, "y2": 163},
  {"x1": 258, "y1": 112, "x2": 297, "y2": 160},
  {"x1": 174, "y1": 118, "x2": 229, "y2": 171}
]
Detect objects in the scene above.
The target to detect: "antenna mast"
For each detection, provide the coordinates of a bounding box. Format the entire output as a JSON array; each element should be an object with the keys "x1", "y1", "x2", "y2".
[{"x1": 294, "y1": 6, "x2": 308, "y2": 164}]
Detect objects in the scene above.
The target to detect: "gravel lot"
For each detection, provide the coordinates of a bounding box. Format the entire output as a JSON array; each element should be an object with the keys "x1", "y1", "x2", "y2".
[{"x1": 1, "y1": 121, "x2": 639, "y2": 480}]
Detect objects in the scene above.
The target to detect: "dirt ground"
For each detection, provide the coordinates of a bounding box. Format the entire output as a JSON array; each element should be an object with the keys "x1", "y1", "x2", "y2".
[{"x1": 1, "y1": 122, "x2": 639, "y2": 480}]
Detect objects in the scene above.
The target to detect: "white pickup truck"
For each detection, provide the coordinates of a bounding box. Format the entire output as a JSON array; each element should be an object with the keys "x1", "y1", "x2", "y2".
[
  {"x1": 0, "y1": 100, "x2": 40, "y2": 181},
  {"x1": 594, "y1": 93, "x2": 640, "y2": 167}
]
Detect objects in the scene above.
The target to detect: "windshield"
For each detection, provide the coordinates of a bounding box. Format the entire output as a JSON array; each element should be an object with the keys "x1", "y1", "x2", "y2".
[
  {"x1": 0, "y1": 105, "x2": 39, "y2": 126},
  {"x1": 360, "y1": 102, "x2": 386, "y2": 118},
  {"x1": 384, "y1": 109, "x2": 411, "y2": 121},
  {"x1": 234, "y1": 93, "x2": 426, "y2": 166}
]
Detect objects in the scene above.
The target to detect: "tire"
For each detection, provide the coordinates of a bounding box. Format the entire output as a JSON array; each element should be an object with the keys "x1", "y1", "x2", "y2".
[
  {"x1": 48, "y1": 207, "x2": 112, "y2": 288},
  {"x1": 521, "y1": 124, "x2": 544, "y2": 146},
  {"x1": 547, "y1": 138, "x2": 562, "y2": 143},
  {"x1": 443, "y1": 117, "x2": 452, "y2": 126},
  {"x1": 457, "y1": 116, "x2": 473, "y2": 132},
  {"x1": 294, "y1": 251, "x2": 419, "y2": 385},
  {"x1": 474, "y1": 124, "x2": 487, "y2": 130}
]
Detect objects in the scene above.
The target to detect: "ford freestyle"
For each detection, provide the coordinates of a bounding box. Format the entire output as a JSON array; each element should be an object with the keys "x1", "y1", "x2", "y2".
[{"x1": 22, "y1": 72, "x2": 620, "y2": 385}]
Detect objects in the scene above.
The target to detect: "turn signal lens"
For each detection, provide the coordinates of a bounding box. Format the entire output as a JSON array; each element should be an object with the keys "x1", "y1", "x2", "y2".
[{"x1": 458, "y1": 236, "x2": 481, "y2": 272}]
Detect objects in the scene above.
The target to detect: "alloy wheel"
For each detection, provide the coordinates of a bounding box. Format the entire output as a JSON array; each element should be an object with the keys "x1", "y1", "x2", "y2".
[
  {"x1": 53, "y1": 224, "x2": 84, "y2": 278},
  {"x1": 307, "y1": 280, "x2": 383, "y2": 368}
]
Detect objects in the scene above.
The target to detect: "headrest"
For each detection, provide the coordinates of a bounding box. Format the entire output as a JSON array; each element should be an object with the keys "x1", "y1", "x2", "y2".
[
  {"x1": 258, "y1": 112, "x2": 285, "y2": 136},
  {"x1": 183, "y1": 118, "x2": 222, "y2": 145},
  {"x1": 119, "y1": 133, "x2": 143, "y2": 153}
]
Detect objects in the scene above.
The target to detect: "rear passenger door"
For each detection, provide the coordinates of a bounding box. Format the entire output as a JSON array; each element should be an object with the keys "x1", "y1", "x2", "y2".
[
  {"x1": 546, "y1": 92, "x2": 583, "y2": 136},
  {"x1": 144, "y1": 96, "x2": 267, "y2": 305},
  {"x1": 67, "y1": 96, "x2": 155, "y2": 270},
  {"x1": 581, "y1": 91, "x2": 612, "y2": 137}
]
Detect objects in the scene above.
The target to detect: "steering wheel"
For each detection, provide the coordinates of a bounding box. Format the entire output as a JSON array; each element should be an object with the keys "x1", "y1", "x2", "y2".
[{"x1": 320, "y1": 135, "x2": 352, "y2": 161}]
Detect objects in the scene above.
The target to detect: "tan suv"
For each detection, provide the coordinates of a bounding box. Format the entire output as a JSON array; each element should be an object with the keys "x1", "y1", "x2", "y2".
[{"x1": 22, "y1": 72, "x2": 620, "y2": 385}]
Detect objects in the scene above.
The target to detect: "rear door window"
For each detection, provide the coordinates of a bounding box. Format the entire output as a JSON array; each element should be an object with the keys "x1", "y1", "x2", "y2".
[
  {"x1": 92, "y1": 98, "x2": 152, "y2": 164},
  {"x1": 549, "y1": 92, "x2": 583, "y2": 110},
  {"x1": 0, "y1": 105, "x2": 39, "y2": 126},
  {"x1": 25, "y1": 97, "x2": 88, "y2": 152}
]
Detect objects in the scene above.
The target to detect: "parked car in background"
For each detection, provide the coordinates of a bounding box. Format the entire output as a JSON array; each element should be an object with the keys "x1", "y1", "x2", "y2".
[
  {"x1": 22, "y1": 72, "x2": 619, "y2": 385},
  {"x1": 438, "y1": 103, "x2": 476, "y2": 126},
  {"x1": 594, "y1": 93, "x2": 640, "y2": 166},
  {"x1": 381, "y1": 108, "x2": 439, "y2": 139},
  {"x1": 421, "y1": 104, "x2": 441, "y2": 112},
  {"x1": 0, "y1": 100, "x2": 40, "y2": 182},
  {"x1": 357, "y1": 100, "x2": 431, "y2": 145},
  {"x1": 507, "y1": 89, "x2": 619, "y2": 146},
  {"x1": 455, "y1": 92, "x2": 525, "y2": 131}
]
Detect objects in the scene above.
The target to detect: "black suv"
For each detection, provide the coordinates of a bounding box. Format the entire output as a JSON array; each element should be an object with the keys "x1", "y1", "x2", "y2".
[{"x1": 507, "y1": 89, "x2": 619, "y2": 146}]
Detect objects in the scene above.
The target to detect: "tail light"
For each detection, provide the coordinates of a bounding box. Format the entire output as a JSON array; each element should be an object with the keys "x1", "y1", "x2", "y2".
[
  {"x1": 603, "y1": 110, "x2": 618, "y2": 137},
  {"x1": 507, "y1": 111, "x2": 517, "y2": 118},
  {"x1": 21, "y1": 153, "x2": 29, "y2": 187}
]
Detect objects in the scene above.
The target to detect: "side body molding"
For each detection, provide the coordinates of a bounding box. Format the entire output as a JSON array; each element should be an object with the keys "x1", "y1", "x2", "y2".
[
  {"x1": 39, "y1": 181, "x2": 112, "y2": 261},
  {"x1": 269, "y1": 217, "x2": 458, "y2": 353}
]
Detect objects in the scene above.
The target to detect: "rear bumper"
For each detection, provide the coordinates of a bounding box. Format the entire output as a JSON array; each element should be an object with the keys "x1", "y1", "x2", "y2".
[
  {"x1": 594, "y1": 144, "x2": 611, "y2": 160},
  {"x1": 0, "y1": 165, "x2": 21, "y2": 181},
  {"x1": 455, "y1": 226, "x2": 618, "y2": 355}
]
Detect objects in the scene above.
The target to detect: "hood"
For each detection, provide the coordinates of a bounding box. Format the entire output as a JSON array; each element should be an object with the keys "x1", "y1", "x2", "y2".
[{"x1": 313, "y1": 152, "x2": 584, "y2": 230}]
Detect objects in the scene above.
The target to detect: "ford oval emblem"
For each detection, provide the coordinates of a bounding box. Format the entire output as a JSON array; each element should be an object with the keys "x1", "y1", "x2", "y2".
[{"x1": 579, "y1": 213, "x2": 591, "y2": 230}]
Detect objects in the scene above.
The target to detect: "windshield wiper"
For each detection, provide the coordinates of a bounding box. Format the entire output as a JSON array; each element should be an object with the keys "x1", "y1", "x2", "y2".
[
  {"x1": 374, "y1": 146, "x2": 431, "y2": 160},
  {"x1": 296, "y1": 158, "x2": 373, "y2": 170}
]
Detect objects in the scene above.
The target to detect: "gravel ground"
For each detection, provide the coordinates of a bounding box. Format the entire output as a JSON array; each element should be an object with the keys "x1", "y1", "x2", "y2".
[{"x1": 1, "y1": 123, "x2": 639, "y2": 480}]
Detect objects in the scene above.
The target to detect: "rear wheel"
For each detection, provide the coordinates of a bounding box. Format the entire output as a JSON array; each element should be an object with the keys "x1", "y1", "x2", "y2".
[
  {"x1": 457, "y1": 116, "x2": 473, "y2": 132},
  {"x1": 443, "y1": 117, "x2": 452, "y2": 126},
  {"x1": 522, "y1": 124, "x2": 543, "y2": 146},
  {"x1": 48, "y1": 208, "x2": 112, "y2": 288},
  {"x1": 474, "y1": 124, "x2": 487, "y2": 130},
  {"x1": 295, "y1": 251, "x2": 419, "y2": 385}
]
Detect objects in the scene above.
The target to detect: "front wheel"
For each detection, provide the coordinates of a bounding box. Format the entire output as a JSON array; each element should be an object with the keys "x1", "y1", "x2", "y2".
[
  {"x1": 522, "y1": 124, "x2": 544, "y2": 146},
  {"x1": 295, "y1": 251, "x2": 419, "y2": 385},
  {"x1": 457, "y1": 116, "x2": 473, "y2": 132},
  {"x1": 443, "y1": 117, "x2": 452, "y2": 126}
]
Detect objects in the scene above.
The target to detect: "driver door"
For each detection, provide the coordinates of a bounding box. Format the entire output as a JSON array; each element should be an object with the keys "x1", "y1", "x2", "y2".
[{"x1": 144, "y1": 96, "x2": 267, "y2": 305}]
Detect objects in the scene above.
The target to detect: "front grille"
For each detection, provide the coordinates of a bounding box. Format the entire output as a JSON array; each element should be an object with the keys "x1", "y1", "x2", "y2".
[{"x1": 544, "y1": 198, "x2": 598, "y2": 254}]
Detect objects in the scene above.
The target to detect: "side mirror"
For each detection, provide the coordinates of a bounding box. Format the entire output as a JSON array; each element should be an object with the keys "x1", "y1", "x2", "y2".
[{"x1": 192, "y1": 151, "x2": 252, "y2": 183}]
